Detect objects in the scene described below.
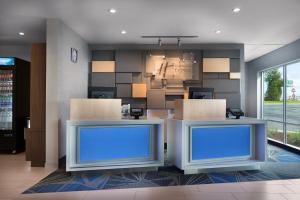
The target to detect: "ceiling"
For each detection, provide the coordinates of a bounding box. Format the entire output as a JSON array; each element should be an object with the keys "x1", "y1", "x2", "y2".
[{"x1": 0, "y1": 0, "x2": 300, "y2": 61}]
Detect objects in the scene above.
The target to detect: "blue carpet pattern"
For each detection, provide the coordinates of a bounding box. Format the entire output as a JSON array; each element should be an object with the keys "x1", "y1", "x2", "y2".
[
  {"x1": 24, "y1": 145, "x2": 300, "y2": 194},
  {"x1": 268, "y1": 145, "x2": 300, "y2": 162}
]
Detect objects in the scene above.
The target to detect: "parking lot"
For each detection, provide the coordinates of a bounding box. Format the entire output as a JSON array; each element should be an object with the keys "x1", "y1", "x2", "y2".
[{"x1": 264, "y1": 104, "x2": 300, "y2": 131}]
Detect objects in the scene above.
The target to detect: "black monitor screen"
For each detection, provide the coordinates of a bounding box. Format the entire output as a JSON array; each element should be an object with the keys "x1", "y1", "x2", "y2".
[{"x1": 188, "y1": 87, "x2": 214, "y2": 99}]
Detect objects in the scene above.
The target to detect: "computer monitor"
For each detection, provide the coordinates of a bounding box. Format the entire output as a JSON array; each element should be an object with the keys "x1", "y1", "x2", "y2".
[{"x1": 188, "y1": 87, "x2": 214, "y2": 99}]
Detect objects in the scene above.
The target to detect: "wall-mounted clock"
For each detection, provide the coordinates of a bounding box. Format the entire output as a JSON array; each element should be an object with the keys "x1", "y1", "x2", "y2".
[{"x1": 71, "y1": 48, "x2": 78, "y2": 63}]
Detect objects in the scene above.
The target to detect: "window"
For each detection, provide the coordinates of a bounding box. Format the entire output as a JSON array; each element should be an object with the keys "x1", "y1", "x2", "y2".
[{"x1": 262, "y1": 61, "x2": 300, "y2": 149}]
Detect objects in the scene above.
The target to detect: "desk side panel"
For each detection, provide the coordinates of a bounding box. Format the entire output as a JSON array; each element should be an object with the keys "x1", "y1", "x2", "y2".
[
  {"x1": 255, "y1": 123, "x2": 267, "y2": 161},
  {"x1": 167, "y1": 120, "x2": 184, "y2": 169}
]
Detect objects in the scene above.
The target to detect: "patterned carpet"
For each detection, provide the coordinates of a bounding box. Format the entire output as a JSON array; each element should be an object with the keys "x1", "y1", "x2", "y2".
[{"x1": 23, "y1": 145, "x2": 300, "y2": 194}]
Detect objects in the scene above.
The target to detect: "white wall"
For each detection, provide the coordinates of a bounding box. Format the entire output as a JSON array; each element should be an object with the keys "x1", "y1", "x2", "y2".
[
  {"x1": 0, "y1": 45, "x2": 31, "y2": 61},
  {"x1": 46, "y1": 19, "x2": 89, "y2": 165},
  {"x1": 240, "y1": 47, "x2": 246, "y2": 111}
]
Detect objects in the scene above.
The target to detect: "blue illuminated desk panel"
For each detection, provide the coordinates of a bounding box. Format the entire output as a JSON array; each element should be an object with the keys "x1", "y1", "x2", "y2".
[
  {"x1": 66, "y1": 119, "x2": 164, "y2": 171},
  {"x1": 78, "y1": 126, "x2": 152, "y2": 163},
  {"x1": 167, "y1": 118, "x2": 267, "y2": 174},
  {"x1": 191, "y1": 126, "x2": 251, "y2": 161}
]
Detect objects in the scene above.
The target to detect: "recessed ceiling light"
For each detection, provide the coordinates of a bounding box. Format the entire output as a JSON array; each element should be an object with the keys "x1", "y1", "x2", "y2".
[
  {"x1": 233, "y1": 7, "x2": 241, "y2": 13},
  {"x1": 121, "y1": 30, "x2": 127, "y2": 34},
  {"x1": 18, "y1": 32, "x2": 25, "y2": 36},
  {"x1": 109, "y1": 8, "x2": 116, "y2": 13},
  {"x1": 215, "y1": 30, "x2": 221, "y2": 34}
]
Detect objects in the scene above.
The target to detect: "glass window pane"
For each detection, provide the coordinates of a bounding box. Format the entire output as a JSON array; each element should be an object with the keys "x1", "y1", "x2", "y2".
[
  {"x1": 263, "y1": 67, "x2": 284, "y2": 122},
  {"x1": 287, "y1": 124, "x2": 300, "y2": 148},
  {"x1": 286, "y1": 62, "x2": 300, "y2": 124},
  {"x1": 267, "y1": 121, "x2": 284, "y2": 143}
]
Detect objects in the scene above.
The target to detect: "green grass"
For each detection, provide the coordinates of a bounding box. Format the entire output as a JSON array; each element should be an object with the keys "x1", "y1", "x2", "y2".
[
  {"x1": 264, "y1": 100, "x2": 300, "y2": 105},
  {"x1": 268, "y1": 129, "x2": 300, "y2": 147}
]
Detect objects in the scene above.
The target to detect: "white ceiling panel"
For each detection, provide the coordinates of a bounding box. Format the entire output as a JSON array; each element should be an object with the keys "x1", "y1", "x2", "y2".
[{"x1": 0, "y1": 0, "x2": 300, "y2": 61}]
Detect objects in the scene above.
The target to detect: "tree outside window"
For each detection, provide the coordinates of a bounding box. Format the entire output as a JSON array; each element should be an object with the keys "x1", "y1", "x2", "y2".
[{"x1": 264, "y1": 69, "x2": 283, "y2": 101}]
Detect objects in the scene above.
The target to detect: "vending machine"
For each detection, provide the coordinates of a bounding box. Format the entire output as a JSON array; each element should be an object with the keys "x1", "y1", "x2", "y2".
[{"x1": 0, "y1": 57, "x2": 30, "y2": 153}]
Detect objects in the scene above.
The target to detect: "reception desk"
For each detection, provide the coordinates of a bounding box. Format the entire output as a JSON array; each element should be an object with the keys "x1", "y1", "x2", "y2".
[
  {"x1": 66, "y1": 98, "x2": 266, "y2": 174},
  {"x1": 66, "y1": 119, "x2": 164, "y2": 171},
  {"x1": 167, "y1": 118, "x2": 267, "y2": 174}
]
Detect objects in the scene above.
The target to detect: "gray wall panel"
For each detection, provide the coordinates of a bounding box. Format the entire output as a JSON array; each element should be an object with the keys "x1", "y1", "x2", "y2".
[
  {"x1": 132, "y1": 73, "x2": 143, "y2": 83},
  {"x1": 218, "y1": 73, "x2": 230, "y2": 79},
  {"x1": 203, "y1": 50, "x2": 240, "y2": 58},
  {"x1": 203, "y1": 79, "x2": 240, "y2": 93},
  {"x1": 116, "y1": 73, "x2": 132, "y2": 83},
  {"x1": 194, "y1": 50, "x2": 203, "y2": 81},
  {"x1": 215, "y1": 93, "x2": 241, "y2": 108},
  {"x1": 116, "y1": 50, "x2": 142, "y2": 72},
  {"x1": 91, "y1": 73, "x2": 115, "y2": 87},
  {"x1": 230, "y1": 58, "x2": 240, "y2": 72},
  {"x1": 203, "y1": 73, "x2": 219, "y2": 79},
  {"x1": 116, "y1": 84, "x2": 131, "y2": 97},
  {"x1": 92, "y1": 50, "x2": 115, "y2": 61}
]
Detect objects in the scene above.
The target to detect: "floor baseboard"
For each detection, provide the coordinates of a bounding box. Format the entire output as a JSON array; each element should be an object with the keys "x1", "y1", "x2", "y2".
[{"x1": 268, "y1": 139, "x2": 300, "y2": 155}]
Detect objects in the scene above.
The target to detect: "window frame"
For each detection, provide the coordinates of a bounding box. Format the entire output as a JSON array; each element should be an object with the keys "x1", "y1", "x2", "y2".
[{"x1": 260, "y1": 59, "x2": 300, "y2": 149}]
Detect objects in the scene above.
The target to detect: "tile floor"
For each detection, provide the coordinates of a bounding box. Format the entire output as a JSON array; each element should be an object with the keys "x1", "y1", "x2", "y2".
[{"x1": 1, "y1": 153, "x2": 300, "y2": 200}]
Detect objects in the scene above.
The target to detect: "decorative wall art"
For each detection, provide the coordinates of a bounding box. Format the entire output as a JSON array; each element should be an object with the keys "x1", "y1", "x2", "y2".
[{"x1": 146, "y1": 52, "x2": 196, "y2": 81}]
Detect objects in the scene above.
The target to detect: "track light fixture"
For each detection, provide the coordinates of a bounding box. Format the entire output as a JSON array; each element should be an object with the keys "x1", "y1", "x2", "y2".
[
  {"x1": 177, "y1": 38, "x2": 181, "y2": 47},
  {"x1": 142, "y1": 35, "x2": 198, "y2": 46},
  {"x1": 158, "y1": 38, "x2": 162, "y2": 46}
]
